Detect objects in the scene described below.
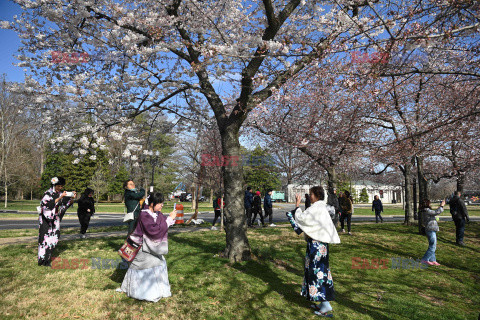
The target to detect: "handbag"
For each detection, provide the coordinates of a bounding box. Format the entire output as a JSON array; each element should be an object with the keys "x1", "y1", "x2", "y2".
[
  {"x1": 118, "y1": 237, "x2": 141, "y2": 262},
  {"x1": 123, "y1": 202, "x2": 139, "y2": 222}
]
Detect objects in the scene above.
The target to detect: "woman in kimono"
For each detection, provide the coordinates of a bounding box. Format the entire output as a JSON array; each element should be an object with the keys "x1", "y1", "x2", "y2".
[
  {"x1": 38, "y1": 177, "x2": 76, "y2": 267},
  {"x1": 118, "y1": 192, "x2": 177, "y2": 302},
  {"x1": 286, "y1": 186, "x2": 340, "y2": 318}
]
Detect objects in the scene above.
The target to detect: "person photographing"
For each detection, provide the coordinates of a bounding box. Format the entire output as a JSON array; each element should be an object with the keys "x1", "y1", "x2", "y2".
[{"x1": 285, "y1": 186, "x2": 340, "y2": 317}]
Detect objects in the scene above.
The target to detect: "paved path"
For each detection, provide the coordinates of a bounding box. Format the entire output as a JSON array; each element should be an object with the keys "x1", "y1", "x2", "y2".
[{"x1": 0, "y1": 225, "x2": 216, "y2": 246}]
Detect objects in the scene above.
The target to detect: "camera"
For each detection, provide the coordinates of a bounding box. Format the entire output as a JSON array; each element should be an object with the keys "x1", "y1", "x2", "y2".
[{"x1": 65, "y1": 191, "x2": 75, "y2": 197}]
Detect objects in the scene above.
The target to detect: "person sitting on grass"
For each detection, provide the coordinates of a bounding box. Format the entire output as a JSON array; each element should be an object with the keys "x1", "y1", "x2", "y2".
[
  {"x1": 420, "y1": 199, "x2": 445, "y2": 266},
  {"x1": 286, "y1": 186, "x2": 340, "y2": 318},
  {"x1": 118, "y1": 192, "x2": 177, "y2": 302}
]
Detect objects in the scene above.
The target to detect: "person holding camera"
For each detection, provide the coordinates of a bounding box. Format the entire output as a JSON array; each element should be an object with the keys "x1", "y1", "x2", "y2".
[
  {"x1": 38, "y1": 177, "x2": 76, "y2": 267},
  {"x1": 118, "y1": 192, "x2": 177, "y2": 302},
  {"x1": 124, "y1": 180, "x2": 145, "y2": 235},
  {"x1": 420, "y1": 199, "x2": 445, "y2": 266},
  {"x1": 285, "y1": 186, "x2": 340, "y2": 317}
]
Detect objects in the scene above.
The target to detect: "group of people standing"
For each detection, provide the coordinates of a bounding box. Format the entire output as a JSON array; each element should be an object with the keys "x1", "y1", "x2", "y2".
[
  {"x1": 37, "y1": 176, "x2": 176, "y2": 303},
  {"x1": 244, "y1": 187, "x2": 275, "y2": 227},
  {"x1": 286, "y1": 186, "x2": 472, "y2": 317},
  {"x1": 419, "y1": 191, "x2": 471, "y2": 266}
]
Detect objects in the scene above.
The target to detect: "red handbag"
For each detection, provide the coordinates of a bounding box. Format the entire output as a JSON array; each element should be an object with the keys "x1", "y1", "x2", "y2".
[{"x1": 118, "y1": 237, "x2": 141, "y2": 262}]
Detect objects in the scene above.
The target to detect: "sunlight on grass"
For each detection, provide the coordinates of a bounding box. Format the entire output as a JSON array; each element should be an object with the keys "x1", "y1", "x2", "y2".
[{"x1": 0, "y1": 222, "x2": 478, "y2": 319}]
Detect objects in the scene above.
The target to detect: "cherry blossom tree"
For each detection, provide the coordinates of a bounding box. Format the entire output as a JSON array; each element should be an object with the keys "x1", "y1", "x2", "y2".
[{"x1": 4, "y1": 0, "x2": 480, "y2": 261}]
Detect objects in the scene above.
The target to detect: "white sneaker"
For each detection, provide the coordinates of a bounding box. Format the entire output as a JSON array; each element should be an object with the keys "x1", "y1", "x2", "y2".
[
  {"x1": 80, "y1": 234, "x2": 86, "y2": 239},
  {"x1": 211, "y1": 226, "x2": 218, "y2": 230},
  {"x1": 269, "y1": 223, "x2": 276, "y2": 227},
  {"x1": 340, "y1": 229, "x2": 345, "y2": 233},
  {"x1": 257, "y1": 219, "x2": 261, "y2": 227},
  {"x1": 115, "y1": 288, "x2": 123, "y2": 293}
]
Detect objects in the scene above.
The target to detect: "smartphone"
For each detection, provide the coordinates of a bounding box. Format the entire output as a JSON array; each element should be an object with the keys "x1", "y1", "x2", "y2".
[
  {"x1": 173, "y1": 203, "x2": 176, "y2": 210},
  {"x1": 65, "y1": 191, "x2": 74, "y2": 197}
]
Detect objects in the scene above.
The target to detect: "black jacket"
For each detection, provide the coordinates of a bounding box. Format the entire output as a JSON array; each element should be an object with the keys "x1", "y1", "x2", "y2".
[
  {"x1": 253, "y1": 195, "x2": 262, "y2": 211},
  {"x1": 244, "y1": 190, "x2": 253, "y2": 209},
  {"x1": 449, "y1": 195, "x2": 469, "y2": 221},
  {"x1": 372, "y1": 199, "x2": 383, "y2": 213},
  {"x1": 264, "y1": 194, "x2": 273, "y2": 209},
  {"x1": 305, "y1": 196, "x2": 311, "y2": 209},
  {"x1": 327, "y1": 193, "x2": 340, "y2": 214},
  {"x1": 77, "y1": 196, "x2": 95, "y2": 216}
]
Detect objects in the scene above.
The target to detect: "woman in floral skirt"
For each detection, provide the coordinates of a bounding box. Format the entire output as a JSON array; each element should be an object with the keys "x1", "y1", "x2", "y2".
[
  {"x1": 38, "y1": 177, "x2": 75, "y2": 267},
  {"x1": 286, "y1": 186, "x2": 340, "y2": 317}
]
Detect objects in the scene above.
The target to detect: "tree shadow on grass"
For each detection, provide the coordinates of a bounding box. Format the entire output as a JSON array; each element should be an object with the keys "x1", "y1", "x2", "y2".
[{"x1": 170, "y1": 233, "x2": 317, "y2": 319}]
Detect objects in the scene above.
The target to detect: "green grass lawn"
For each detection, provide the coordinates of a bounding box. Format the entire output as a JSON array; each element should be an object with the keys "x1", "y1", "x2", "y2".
[{"x1": 0, "y1": 222, "x2": 478, "y2": 319}]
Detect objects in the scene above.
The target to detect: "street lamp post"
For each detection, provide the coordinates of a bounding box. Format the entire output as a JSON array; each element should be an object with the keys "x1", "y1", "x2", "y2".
[{"x1": 150, "y1": 150, "x2": 160, "y2": 193}]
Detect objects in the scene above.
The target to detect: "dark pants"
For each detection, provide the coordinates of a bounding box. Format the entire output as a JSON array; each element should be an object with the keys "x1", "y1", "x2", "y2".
[
  {"x1": 212, "y1": 209, "x2": 221, "y2": 226},
  {"x1": 77, "y1": 212, "x2": 92, "y2": 234},
  {"x1": 340, "y1": 213, "x2": 352, "y2": 232},
  {"x1": 454, "y1": 218, "x2": 466, "y2": 243},
  {"x1": 245, "y1": 207, "x2": 253, "y2": 226},
  {"x1": 375, "y1": 210, "x2": 383, "y2": 223},
  {"x1": 251, "y1": 208, "x2": 265, "y2": 226},
  {"x1": 264, "y1": 207, "x2": 273, "y2": 224}
]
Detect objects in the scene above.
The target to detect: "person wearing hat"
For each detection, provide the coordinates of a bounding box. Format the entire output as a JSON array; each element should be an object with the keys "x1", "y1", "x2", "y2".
[
  {"x1": 38, "y1": 176, "x2": 76, "y2": 267},
  {"x1": 251, "y1": 191, "x2": 265, "y2": 227}
]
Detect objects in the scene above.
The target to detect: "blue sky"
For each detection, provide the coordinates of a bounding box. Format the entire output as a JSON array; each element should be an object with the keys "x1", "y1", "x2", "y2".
[{"x1": 0, "y1": 1, "x2": 25, "y2": 83}]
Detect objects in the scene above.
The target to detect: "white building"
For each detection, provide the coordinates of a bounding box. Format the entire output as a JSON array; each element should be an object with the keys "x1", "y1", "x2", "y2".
[
  {"x1": 350, "y1": 180, "x2": 402, "y2": 204},
  {"x1": 285, "y1": 181, "x2": 402, "y2": 204}
]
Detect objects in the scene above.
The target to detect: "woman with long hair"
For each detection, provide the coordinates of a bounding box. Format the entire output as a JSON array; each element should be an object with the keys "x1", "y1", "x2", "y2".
[
  {"x1": 286, "y1": 186, "x2": 340, "y2": 317},
  {"x1": 38, "y1": 177, "x2": 76, "y2": 266},
  {"x1": 420, "y1": 199, "x2": 445, "y2": 266},
  {"x1": 118, "y1": 192, "x2": 177, "y2": 302},
  {"x1": 77, "y1": 187, "x2": 95, "y2": 238}
]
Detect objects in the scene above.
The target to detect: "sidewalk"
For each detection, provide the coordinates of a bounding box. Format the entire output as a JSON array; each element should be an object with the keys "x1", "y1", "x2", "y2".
[{"x1": 0, "y1": 225, "x2": 212, "y2": 246}]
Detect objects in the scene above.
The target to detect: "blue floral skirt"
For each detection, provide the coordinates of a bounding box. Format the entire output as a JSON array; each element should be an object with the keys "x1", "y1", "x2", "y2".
[{"x1": 301, "y1": 238, "x2": 335, "y2": 302}]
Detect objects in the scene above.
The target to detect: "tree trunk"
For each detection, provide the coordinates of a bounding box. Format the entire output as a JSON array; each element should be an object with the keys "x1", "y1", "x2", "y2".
[
  {"x1": 456, "y1": 171, "x2": 465, "y2": 194},
  {"x1": 413, "y1": 176, "x2": 417, "y2": 220},
  {"x1": 220, "y1": 194, "x2": 224, "y2": 231},
  {"x1": 402, "y1": 164, "x2": 414, "y2": 225},
  {"x1": 326, "y1": 166, "x2": 337, "y2": 194},
  {"x1": 221, "y1": 124, "x2": 251, "y2": 262},
  {"x1": 191, "y1": 185, "x2": 196, "y2": 210},
  {"x1": 416, "y1": 156, "x2": 428, "y2": 234},
  {"x1": 4, "y1": 167, "x2": 7, "y2": 208}
]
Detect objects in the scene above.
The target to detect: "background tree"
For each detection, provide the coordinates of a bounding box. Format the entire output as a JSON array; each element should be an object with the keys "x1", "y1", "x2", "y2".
[{"x1": 5, "y1": 0, "x2": 479, "y2": 261}]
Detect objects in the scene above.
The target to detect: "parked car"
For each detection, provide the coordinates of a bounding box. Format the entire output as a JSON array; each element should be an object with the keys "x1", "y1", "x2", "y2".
[{"x1": 464, "y1": 190, "x2": 480, "y2": 205}]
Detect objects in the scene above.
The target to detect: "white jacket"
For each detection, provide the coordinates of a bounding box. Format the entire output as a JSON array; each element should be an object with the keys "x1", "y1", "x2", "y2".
[{"x1": 295, "y1": 200, "x2": 341, "y2": 244}]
